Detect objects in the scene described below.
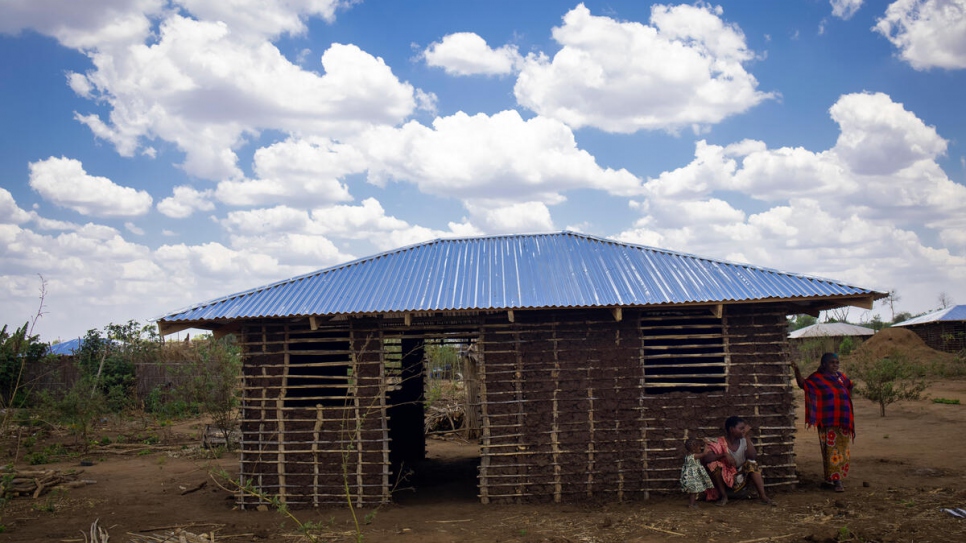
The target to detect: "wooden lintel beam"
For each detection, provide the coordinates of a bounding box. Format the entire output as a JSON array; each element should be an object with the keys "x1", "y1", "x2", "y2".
[
  {"x1": 309, "y1": 316, "x2": 318, "y2": 331},
  {"x1": 611, "y1": 307, "x2": 622, "y2": 322},
  {"x1": 507, "y1": 310, "x2": 515, "y2": 323},
  {"x1": 212, "y1": 323, "x2": 241, "y2": 339},
  {"x1": 404, "y1": 313, "x2": 412, "y2": 326},
  {"x1": 849, "y1": 296, "x2": 875, "y2": 310}
]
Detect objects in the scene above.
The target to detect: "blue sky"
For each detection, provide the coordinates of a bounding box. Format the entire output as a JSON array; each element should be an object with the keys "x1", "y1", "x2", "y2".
[{"x1": 2, "y1": 0, "x2": 965, "y2": 342}]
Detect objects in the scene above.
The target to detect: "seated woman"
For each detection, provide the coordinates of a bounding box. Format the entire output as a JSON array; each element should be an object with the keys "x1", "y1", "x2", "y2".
[{"x1": 701, "y1": 415, "x2": 776, "y2": 506}]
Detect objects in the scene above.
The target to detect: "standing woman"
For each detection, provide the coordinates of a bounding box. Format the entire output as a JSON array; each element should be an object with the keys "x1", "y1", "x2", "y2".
[{"x1": 792, "y1": 352, "x2": 854, "y2": 492}]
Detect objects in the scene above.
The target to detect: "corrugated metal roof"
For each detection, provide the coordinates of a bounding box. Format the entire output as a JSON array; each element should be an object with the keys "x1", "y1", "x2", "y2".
[
  {"x1": 49, "y1": 338, "x2": 83, "y2": 356},
  {"x1": 788, "y1": 322, "x2": 875, "y2": 339},
  {"x1": 894, "y1": 305, "x2": 966, "y2": 327},
  {"x1": 158, "y1": 231, "x2": 884, "y2": 326}
]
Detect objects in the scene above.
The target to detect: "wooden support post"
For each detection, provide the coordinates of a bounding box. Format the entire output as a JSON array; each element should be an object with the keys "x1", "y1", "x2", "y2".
[
  {"x1": 611, "y1": 307, "x2": 622, "y2": 322},
  {"x1": 551, "y1": 324, "x2": 562, "y2": 503},
  {"x1": 312, "y1": 404, "x2": 323, "y2": 507},
  {"x1": 478, "y1": 332, "x2": 491, "y2": 504}
]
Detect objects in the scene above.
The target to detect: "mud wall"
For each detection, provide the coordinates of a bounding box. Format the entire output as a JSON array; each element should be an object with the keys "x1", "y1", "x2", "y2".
[
  {"x1": 477, "y1": 305, "x2": 796, "y2": 504},
  {"x1": 235, "y1": 303, "x2": 796, "y2": 508},
  {"x1": 237, "y1": 320, "x2": 390, "y2": 508}
]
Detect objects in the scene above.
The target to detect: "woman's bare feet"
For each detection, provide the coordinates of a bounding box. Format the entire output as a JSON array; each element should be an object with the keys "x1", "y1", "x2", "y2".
[
  {"x1": 834, "y1": 481, "x2": 845, "y2": 492},
  {"x1": 715, "y1": 496, "x2": 728, "y2": 507}
]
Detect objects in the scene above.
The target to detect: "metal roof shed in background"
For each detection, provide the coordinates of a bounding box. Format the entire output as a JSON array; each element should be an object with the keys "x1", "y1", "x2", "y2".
[
  {"x1": 894, "y1": 305, "x2": 966, "y2": 353},
  {"x1": 788, "y1": 322, "x2": 875, "y2": 339}
]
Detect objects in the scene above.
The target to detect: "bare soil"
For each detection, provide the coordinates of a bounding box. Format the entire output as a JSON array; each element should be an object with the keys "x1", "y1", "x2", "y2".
[{"x1": 2, "y1": 379, "x2": 965, "y2": 543}]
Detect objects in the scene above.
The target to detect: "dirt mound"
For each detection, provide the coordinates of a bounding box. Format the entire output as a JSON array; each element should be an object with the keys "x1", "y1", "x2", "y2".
[{"x1": 851, "y1": 327, "x2": 958, "y2": 365}]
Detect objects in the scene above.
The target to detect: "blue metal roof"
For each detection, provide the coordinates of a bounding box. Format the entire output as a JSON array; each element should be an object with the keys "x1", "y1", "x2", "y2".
[
  {"x1": 158, "y1": 231, "x2": 884, "y2": 327},
  {"x1": 894, "y1": 305, "x2": 966, "y2": 327},
  {"x1": 49, "y1": 338, "x2": 83, "y2": 356}
]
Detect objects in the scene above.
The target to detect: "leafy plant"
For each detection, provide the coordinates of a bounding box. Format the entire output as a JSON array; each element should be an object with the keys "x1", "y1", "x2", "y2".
[
  {"x1": 850, "y1": 350, "x2": 927, "y2": 416},
  {"x1": 169, "y1": 335, "x2": 242, "y2": 451},
  {"x1": 932, "y1": 397, "x2": 961, "y2": 405},
  {"x1": 838, "y1": 336, "x2": 855, "y2": 356}
]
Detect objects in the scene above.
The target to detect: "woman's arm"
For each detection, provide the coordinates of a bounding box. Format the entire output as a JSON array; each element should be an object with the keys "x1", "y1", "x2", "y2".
[
  {"x1": 791, "y1": 361, "x2": 805, "y2": 389},
  {"x1": 744, "y1": 429, "x2": 758, "y2": 461},
  {"x1": 701, "y1": 443, "x2": 734, "y2": 466}
]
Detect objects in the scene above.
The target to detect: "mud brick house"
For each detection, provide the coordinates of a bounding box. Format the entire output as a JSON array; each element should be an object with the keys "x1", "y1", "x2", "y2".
[
  {"x1": 895, "y1": 305, "x2": 966, "y2": 353},
  {"x1": 157, "y1": 232, "x2": 885, "y2": 508}
]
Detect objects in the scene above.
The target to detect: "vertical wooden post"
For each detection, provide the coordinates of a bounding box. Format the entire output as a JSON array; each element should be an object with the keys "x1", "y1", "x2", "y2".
[
  {"x1": 312, "y1": 404, "x2": 323, "y2": 507},
  {"x1": 478, "y1": 331, "x2": 491, "y2": 504},
  {"x1": 586, "y1": 383, "x2": 595, "y2": 498},
  {"x1": 513, "y1": 329, "x2": 526, "y2": 503},
  {"x1": 551, "y1": 324, "x2": 562, "y2": 503}
]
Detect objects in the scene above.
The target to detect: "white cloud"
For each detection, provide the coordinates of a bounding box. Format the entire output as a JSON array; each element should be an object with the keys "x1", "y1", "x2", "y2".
[
  {"x1": 464, "y1": 201, "x2": 555, "y2": 234},
  {"x1": 28, "y1": 157, "x2": 153, "y2": 217},
  {"x1": 124, "y1": 222, "x2": 145, "y2": 235},
  {"x1": 830, "y1": 92, "x2": 946, "y2": 175},
  {"x1": 514, "y1": 3, "x2": 774, "y2": 133},
  {"x1": 424, "y1": 32, "x2": 523, "y2": 76},
  {"x1": 875, "y1": 0, "x2": 966, "y2": 70},
  {"x1": 0, "y1": 188, "x2": 32, "y2": 225},
  {"x1": 619, "y1": 92, "x2": 966, "y2": 314},
  {"x1": 220, "y1": 205, "x2": 316, "y2": 235},
  {"x1": 831, "y1": 0, "x2": 864, "y2": 20},
  {"x1": 157, "y1": 185, "x2": 216, "y2": 219},
  {"x1": 216, "y1": 137, "x2": 363, "y2": 207},
  {"x1": 361, "y1": 110, "x2": 642, "y2": 205},
  {"x1": 176, "y1": 0, "x2": 349, "y2": 39},
  {"x1": 51, "y1": 10, "x2": 416, "y2": 181},
  {"x1": 218, "y1": 198, "x2": 473, "y2": 261},
  {"x1": 0, "y1": 0, "x2": 163, "y2": 49}
]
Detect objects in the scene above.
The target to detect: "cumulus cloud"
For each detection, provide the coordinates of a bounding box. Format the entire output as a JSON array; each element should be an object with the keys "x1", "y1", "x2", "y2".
[
  {"x1": 28, "y1": 157, "x2": 153, "y2": 217},
  {"x1": 361, "y1": 110, "x2": 642, "y2": 205},
  {"x1": 0, "y1": 188, "x2": 33, "y2": 225},
  {"x1": 831, "y1": 0, "x2": 864, "y2": 19},
  {"x1": 830, "y1": 92, "x2": 946, "y2": 175},
  {"x1": 875, "y1": 0, "x2": 966, "y2": 70},
  {"x1": 157, "y1": 185, "x2": 216, "y2": 218},
  {"x1": 216, "y1": 137, "x2": 363, "y2": 207},
  {"x1": 0, "y1": 0, "x2": 163, "y2": 49},
  {"x1": 218, "y1": 198, "x2": 475, "y2": 261},
  {"x1": 464, "y1": 201, "x2": 555, "y2": 233},
  {"x1": 424, "y1": 32, "x2": 523, "y2": 76},
  {"x1": 14, "y1": 4, "x2": 417, "y2": 182},
  {"x1": 514, "y1": 3, "x2": 774, "y2": 133},
  {"x1": 619, "y1": 91, "x2": 966, "y2": 305},
  {"x1": 176, "y1": 0, "x2": 350, "y2": 39}
]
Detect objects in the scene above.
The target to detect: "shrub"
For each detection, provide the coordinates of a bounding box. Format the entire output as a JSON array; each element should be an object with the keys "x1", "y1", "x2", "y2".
[
  {"x1": 838, "y1": 336, "x2": 855, "y2": 356},
  {"x1": 850, "y1": 349, "x2": 927, "y2": 416}
]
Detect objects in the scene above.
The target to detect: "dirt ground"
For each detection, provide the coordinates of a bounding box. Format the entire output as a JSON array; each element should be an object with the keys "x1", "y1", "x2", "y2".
[{"x1": 5, "y1": 353, "x2": 966, "y2": 542}]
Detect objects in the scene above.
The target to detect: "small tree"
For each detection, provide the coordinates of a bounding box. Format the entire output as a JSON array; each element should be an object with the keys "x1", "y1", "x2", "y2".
[
  {"x1": 838, "y1": 336, "x2": 855, "y2": 356},
  {"x1": 788, "y1": 314, "x2": 817, "y2": 332},
  {"x1": 173, "y1": 335, "x2": 242, "y2": 450},
  {"x1": 850, "y1": 350, "x2": 926, "y2": 416}
]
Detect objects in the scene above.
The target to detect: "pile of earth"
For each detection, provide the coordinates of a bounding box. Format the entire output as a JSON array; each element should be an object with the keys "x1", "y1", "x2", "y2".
[{"x1": 847, "y1": 326, "x2": 962, "y2": 368}]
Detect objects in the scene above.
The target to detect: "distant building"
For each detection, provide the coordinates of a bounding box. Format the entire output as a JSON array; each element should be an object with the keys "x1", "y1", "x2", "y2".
[
  {"x1": 48, "y1": 338, "x2": 83, "y2": 356},
  {"x1": 894, "y1": 305, "x2": 966, "y2": 353},
  {"x1": 788, "y1": 322, "x2": 875, "y2": 340},
  {"x1": 788, "y1": 322, "x2": 875, "y2": 361}
]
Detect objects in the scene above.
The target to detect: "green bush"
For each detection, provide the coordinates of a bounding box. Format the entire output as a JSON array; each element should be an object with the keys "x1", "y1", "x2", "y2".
[
  {"x1": 851, "y1": 350, "x2": 927, "y2": 416},
  {"x1": 838, "y1": 336, "x2": 855, "y2": 356}
]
